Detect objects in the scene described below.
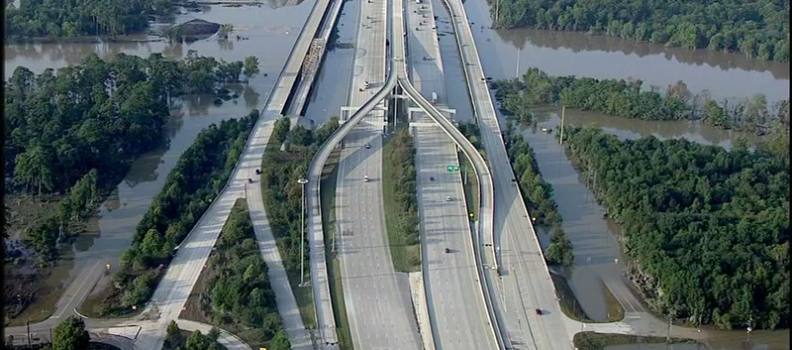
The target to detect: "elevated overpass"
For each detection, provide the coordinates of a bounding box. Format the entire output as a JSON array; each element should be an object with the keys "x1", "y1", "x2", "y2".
[{"x1": 305, "y1": 0, "x2": 505, "y2": 348}]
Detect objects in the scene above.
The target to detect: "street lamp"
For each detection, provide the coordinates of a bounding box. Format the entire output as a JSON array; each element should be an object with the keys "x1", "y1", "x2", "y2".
[{"x1": 298, "y1": 178, "x2": 309, "y2": 286}]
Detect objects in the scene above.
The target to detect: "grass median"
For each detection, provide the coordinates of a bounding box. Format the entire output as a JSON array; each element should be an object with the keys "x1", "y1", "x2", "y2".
[
  {"x1": 179, "y1": 198, "x2": 290, "y2": 350},
  {"x1": 381, "y1": 130, "x2": 422, "y2": 273},
  {"x1": 457, "y1": 152, "x2": 479, "y2": 221},
  {"x1": 320, "y1": 149, "x2": 354, "y2": 350}
]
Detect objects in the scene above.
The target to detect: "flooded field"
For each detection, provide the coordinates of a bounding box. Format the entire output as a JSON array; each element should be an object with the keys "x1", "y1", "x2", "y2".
[
  {"x1": 4, "y1": 1, "x2": 313, "y2": 322},
  {"x1": 516, "y1": 108, "x2": 788, "y2": 349}
]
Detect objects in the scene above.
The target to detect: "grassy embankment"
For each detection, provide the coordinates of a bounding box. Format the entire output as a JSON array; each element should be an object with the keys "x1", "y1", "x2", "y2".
[
  {"x1": 381, "y1": 130, "x2": 422, "y2": 273},
  {"x1": 573, "y1": 331, "x2": 699, "y2": 350},
  {"x1": 320, "y1": 149, "x2": 355, "y2": 350},
  {"x1": 179, "y1": 198, "x2": 290, "y2": 350},
  {"x1": 259, "y1": 120, "x2": 316, "y2": 329}
]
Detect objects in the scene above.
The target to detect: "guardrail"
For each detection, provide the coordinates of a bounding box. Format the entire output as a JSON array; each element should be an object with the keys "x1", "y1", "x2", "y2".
[
  {"x1": 439, "y1": 0, "x2": 566, "y2": 341},
  {"x1": 397, "y1": 79, "x2": 506, "y2": 350},
  {"x1": 436, "y1": 0, "x2": 506, "y2": 273}
]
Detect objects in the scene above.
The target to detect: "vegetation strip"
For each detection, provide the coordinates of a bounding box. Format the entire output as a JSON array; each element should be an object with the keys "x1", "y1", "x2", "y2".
[
  {"x1": 77, "y1": 110, "x2": 259, "y2": 318},
  {"x1": 320, "y1": 149, "x2": 355, "y2": 350},
  {"x1": 492, "y1": 68, "x2": 790, "y2": 134},
  {"x1": 381, "y1": 129, "x2": 422, "y2": 273},
  {"x1": 5, "y1": 52, "x2": 259, "y2": 324},
  {"x1": 259, "y1": 117, "x2": 340, "y2": 328},
  {"x1": 179, "y1": 198, "x2": 291, "y2": 350},
  {"x1": 487, "y1": 0, "x2": 789, "y2": 62},
  {"x1": 562, "y1": 125, "x2": 789, "y2": 330},
  {"x1": 502, "y1": 122, "x2": 573, "y2": 266}
]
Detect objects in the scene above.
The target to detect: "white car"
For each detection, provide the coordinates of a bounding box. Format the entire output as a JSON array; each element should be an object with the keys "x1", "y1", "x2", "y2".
[
  {"x1": 364, "y1": 175, "x2": 370, "y2": 182},
  {"x1": 445, "y1": 196, "x2": 452, "y2": 202}
]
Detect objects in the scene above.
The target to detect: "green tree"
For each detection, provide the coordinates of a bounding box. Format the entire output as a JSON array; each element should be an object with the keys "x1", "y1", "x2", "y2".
[
  {"x1": 51, "y1": 316, "x2": 90, "y2": 350},
  {"x1": 243, "y1": 56, "x2": 260, "y2": 82}
]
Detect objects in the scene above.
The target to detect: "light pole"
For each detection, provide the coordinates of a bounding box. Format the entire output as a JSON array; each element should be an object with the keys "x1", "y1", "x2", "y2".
[{"x1": 298, "y1": 178, "x2": 309, "y2": 286}]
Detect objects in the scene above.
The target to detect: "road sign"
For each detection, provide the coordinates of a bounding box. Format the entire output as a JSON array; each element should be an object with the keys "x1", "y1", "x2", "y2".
[{"x1": 447, "y1": 165, "x2": 460, "y2": 172}]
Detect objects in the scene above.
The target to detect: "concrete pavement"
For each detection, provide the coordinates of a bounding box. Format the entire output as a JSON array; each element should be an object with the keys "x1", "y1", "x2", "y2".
[
  {"x1": 333, "y1": 0, "x2": 424, "y2": 347},
  {"x1": 405, "y1": 0, "x2": 498, "y2": 348}
]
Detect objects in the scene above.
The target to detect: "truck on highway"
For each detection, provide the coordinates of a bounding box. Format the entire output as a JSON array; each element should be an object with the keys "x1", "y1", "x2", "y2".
[{"x1": 431, "y1": 92, "x2": 437, "y2": 104}]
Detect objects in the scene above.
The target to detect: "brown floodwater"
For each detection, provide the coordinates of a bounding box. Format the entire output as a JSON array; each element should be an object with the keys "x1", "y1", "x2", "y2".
[
  {"x1": 425, "y1": 0, "x2": 789, "y2": 346},
  {"x1": 517, "y1": 108, "x2": 788, "y2": 349},
  {"x1": 4, "y1": 1, "x2": 312, "y2": 319},
  {"x1": 456, "y1": 0, "x2": 789, "y2": 103}
]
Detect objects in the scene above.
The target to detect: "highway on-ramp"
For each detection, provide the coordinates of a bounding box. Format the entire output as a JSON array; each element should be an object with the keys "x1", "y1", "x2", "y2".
[{"x1": 405, "y1": 0, "x2": 498, "y2": 348}]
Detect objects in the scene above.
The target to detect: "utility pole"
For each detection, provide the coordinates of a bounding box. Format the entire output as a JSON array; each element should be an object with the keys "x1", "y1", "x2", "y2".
[
  {"x1": 494, "y1": 0, "x2": 500, "y2": 29},
  {"x1": 559, "y1": 105, "x2": 566, "y2": 145},
  {"x1": 298, "y1": 178, "x2": 309, "y2": 286}
]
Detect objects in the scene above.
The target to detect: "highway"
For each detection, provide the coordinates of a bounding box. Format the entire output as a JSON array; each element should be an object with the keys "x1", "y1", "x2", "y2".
[
  {"x1": 438, "y1": 0, "x2": 573, "y2": 348},
  {"x1": 405, "y1": 0, "x2": 498, "y2": 348},
  {"x1": 332, "y1": 0, "x2": 425, "y2": 347}
]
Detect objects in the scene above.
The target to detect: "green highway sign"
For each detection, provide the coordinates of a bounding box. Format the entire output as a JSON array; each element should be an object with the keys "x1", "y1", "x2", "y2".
[{"x1": 447, "y1": 165, "x2": 460, "y2": 172}]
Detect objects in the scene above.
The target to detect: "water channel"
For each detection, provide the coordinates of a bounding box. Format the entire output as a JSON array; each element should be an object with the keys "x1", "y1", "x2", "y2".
[
  {"x1": 428, "y1": 0, "x2": 789, "y2": 348},
  {"x1": 4, "y1": 1, "x2": 313, "y2": 320}
]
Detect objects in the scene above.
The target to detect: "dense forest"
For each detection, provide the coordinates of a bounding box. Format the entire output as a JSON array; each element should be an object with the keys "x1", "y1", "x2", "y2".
[
  {"x1": 489, "y1": 0, "x2": 790, "y2": 61},
  {"x1": 194, "y1": 199, "x2": 290, "y2": 349},
  {"x1": 261, "y1": 117, "x2": 339, "y2": 273},
  {"x1": 503, "y1": 122, "x2": 573, "y2": 266},
  {"x1": 5, "y1": 52, "x2": 257, "y2": 196},
  {"x1": 382, "y1": 129, "x2": 421, "y2": 272},
  {"x1": 492, "y1": 68, "x2": 790, "y2": 134},
  {"x1": 83, "y1": 111, "x2": 258, "y2": 316},
  {"x1": 5, "y1": 0, "x2": 174, "y2": 38},
  {"x1": 561, "y1": 125, "x2": 789, "y2": 330},
  {"x1": 3, "y1": 52, "x2": 256, "y2": 265}
]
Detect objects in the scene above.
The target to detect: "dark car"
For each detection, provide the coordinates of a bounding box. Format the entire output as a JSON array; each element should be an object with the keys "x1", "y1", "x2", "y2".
[
  {"x1": 248, "y1": 178, "x2": 253, "y2": 184},
  {"x1": 365, "y1": 143, "x2": 371, "y2": 149},
  {"x1": 444, "y1": 248, "x2": 451, "y2": 253},
  {"x1": 535, "y1": 308, "x2": 542, "y2": 315},
  {"x1": 255, "y1": 169, "x2": 261, "y2": 175},
  {"x1": 430, "y1": 176, "x2": 435, "y2": 181}
]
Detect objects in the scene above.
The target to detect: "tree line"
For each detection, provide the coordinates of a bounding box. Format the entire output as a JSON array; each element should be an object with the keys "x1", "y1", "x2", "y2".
[
  {"x1": 503, "y1": 122, "x2": 573, "y2": 266},
  {"x1": 163, "y1": 321, "x2": 228, "y2": 350},
  {"x1": 85, "y1": 110, "x2": 258, "y2": 317},
  {"x1": 382, "y1": 129, "x2": 421, "y2": 271},
  {"x1": 260, "y1": 117, "x2": 340, "y2": 274},
  {"x1": 489, "y1": 0, "x2": 790, "y2": 61},
  {"x1": 6, "y1": 316, "x2": 90, "y2": 350},
  {"x1": 198, "y1": 199, "x2": 291, "y2": 349},
  {"x1": 561, "y1": 125, "x2": 789, "y2": 330},
  {"x1": 4, "y1": 52, "x2": 258, "y2": 264},
  {"x1": 5, "y1": 0, "x2": 174, "y2": 38},
  {"x1": 492, "y1": 68, "x2": 790, "y2": 134}
]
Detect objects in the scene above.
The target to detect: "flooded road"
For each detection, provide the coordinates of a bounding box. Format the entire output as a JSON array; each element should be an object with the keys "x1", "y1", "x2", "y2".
[
  {"x1": 516, "y1": 108, "x2": 788, "y2": 349},
  {"x1": 427, "y1": 0, "x2": 788, "y2": 346},
  {"x1": 4, "y1": 1, "x2": 313, "y2": 321},
  {"x1": 456, "y1": 0, "x2": 789, "y2": 103},
  {"x1": 302, "y1": 0, "x2": 359, "y2": 125}
]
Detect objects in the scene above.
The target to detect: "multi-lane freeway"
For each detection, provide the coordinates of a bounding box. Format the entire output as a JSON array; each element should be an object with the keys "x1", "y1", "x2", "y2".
[
  {"x1": 332, "y1": 0, "x2": 425, "y2": 347},
  {"x1": 405, "y1": 0, "x2": 498, "y2": 348}
]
